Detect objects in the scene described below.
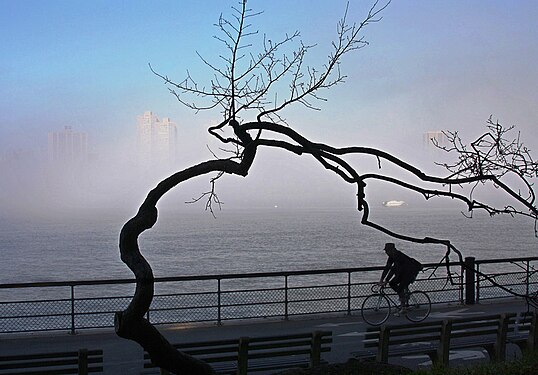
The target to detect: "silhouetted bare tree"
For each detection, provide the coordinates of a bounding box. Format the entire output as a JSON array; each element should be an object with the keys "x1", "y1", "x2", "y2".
[{"x1": 115, "y1": 1, "x2": 537, "y2": 373}]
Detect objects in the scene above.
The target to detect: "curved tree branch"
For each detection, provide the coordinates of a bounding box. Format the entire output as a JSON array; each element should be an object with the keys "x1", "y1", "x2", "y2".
[
  {"x1": 116, "y1": 130, "x2": 256, "y2": 374},
  {"x1": 243, "y1": 121, "x2": 538, "y2": 217}
]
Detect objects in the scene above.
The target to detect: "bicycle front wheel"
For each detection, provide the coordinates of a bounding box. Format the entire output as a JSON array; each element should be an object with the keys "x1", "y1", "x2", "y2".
[
  {"x1": 361, "y1": 293, "x2": 391, "y2": 326},
  {"x1": 406, "y1": 290, "x2": 431, "y2": 322}
]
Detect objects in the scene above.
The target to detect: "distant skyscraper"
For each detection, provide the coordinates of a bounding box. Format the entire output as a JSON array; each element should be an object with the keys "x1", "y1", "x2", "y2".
[
  {"x1": 48, "y1": 126, "x2": 88, "y2": 164},
  {"x1": 46, "y1": 126, "x2": 90, "y2": 205},
  {"x1": 423, "y1": 130, "x2": 448, "y2": 149},
  {"x1": 137, "y1": 111, "x2": 177, "y2": 169}
]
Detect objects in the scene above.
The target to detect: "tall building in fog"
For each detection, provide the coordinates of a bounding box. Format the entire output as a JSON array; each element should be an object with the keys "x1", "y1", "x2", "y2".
[
  {"x1": 423, "y1": 130, "x2": 448, "y2": 149},
  {"x1": 137, "y1": 111, "x2": 177, "y2": 170},
  {"x1": 46, "y1": 126, "x2": 91, "y2": 207},
  {"x1": 48, "y1": 126, "x2": 88, "y2": 164}
]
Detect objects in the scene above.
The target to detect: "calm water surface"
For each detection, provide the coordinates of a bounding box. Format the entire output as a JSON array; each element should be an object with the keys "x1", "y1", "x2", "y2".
[{"x1": 0, "y1": 207, "x2": 536, "y2": 284}]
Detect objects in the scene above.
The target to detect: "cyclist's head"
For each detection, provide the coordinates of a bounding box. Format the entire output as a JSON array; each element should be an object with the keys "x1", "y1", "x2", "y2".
[{"x1": 384, "y1": 242, "x2": 396, "y2": 255}]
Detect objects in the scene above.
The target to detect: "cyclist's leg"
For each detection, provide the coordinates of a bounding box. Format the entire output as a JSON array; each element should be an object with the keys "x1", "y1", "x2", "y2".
[
  {"x1": 402, "y1": 287, "x2": 409, "y2": 304},
  {"x1": 389, "y1": 273, "x2": 402, "y2": 294},
  {"x1": 399, "y1": 272, "x2": 416, "y2": 308},
  {"x1": 390, "y1": 274, "x2": 406, "y2": 309}
]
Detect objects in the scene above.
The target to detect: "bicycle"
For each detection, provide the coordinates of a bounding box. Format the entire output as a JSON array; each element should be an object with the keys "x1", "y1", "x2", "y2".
[{"x1": 361, "y1": 283, "x2": 431, "y2": 326}]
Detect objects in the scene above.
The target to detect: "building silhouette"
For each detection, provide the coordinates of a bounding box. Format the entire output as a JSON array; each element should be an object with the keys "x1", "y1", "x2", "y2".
[
  {"x1": 423, "y1": 130, "x2": 448, "y2": 149},
  {"x1": 137, "y1": 111, "x2": 177, "y2": 170},
  {"x1": 45, "y1": 126, "x2": 91, "y2": 207},
  {"x1": 48, "y1": 126, "x2": 88, "y2": 164}
]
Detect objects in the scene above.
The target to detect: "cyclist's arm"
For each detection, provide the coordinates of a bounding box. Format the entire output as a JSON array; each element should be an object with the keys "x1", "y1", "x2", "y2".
[
  {"x1": 383, "y1": 267, "x2": 395, "y2": 283},
  {"x1": 380, "y1": 258, "x2": 393, "y2": 283}
]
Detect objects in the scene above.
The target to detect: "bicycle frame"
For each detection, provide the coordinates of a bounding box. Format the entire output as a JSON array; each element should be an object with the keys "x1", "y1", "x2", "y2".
[{"x1": 375, "y1": 285, "x2": 401, "y2": 306}]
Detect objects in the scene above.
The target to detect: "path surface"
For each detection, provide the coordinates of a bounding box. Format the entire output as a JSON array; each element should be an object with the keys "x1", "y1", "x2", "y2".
[{"x1": 0, "y1": 299, "x2": 530, "y2": 374}]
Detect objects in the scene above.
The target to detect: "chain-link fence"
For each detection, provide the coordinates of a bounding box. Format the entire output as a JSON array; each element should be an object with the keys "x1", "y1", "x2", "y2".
[{"x1": 0, "y1": 257, "x2": 536, "y2": 334}]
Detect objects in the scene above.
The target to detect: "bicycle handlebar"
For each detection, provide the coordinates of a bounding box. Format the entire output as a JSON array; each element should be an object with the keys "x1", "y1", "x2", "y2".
[{"x1": 371, "y1": 283, "x2": 386, "y2": 293}]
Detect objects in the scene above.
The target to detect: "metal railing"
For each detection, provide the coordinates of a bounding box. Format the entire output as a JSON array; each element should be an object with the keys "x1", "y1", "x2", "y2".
[
  {"x1": 475, "y1": 257, "x2": 538, "y2": 302},
  {"x1": 0, "y1": 257, "x2": 536, "y2": 335}
]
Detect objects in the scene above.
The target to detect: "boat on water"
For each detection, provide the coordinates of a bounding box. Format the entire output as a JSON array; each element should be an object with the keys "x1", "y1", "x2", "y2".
[{"x1": 382, "y1": 200, "x2": 406, "y2": 207}]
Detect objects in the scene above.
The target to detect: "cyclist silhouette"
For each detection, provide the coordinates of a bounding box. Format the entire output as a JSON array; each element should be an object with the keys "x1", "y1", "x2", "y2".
[{"x1": 378, "y1": 242, "x2": 423, "y2": 311}]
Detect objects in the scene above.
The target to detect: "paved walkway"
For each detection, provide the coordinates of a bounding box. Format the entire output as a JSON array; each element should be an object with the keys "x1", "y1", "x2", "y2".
[{"x1": 0, "y1": 299, "x2": 530, "y2": 374}]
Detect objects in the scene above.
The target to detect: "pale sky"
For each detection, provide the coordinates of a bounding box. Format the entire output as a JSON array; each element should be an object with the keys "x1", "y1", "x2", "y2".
[{"x1": 1, "y1": 0, "x2": 537, "y2": 214}]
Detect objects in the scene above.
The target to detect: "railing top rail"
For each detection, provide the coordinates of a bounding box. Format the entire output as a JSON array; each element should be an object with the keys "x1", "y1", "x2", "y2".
[
  {"x1": 0, "y1": 261, "x2": 462, "y2": 290},
  {"x1": 2, "y1": 256, "x2": 535, "y2": 290},
  {"x1": 474, "y1": 256, "x2": 538, "y2": 265}
]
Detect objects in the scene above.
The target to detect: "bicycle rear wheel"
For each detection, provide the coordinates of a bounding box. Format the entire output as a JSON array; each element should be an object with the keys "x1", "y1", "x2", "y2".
[
  {"x1": 405, "y1": 290, "x2": 431, "y2": 322},
  {"x1": 361, "y1": 293, "x2": 391, "y2": 326}
]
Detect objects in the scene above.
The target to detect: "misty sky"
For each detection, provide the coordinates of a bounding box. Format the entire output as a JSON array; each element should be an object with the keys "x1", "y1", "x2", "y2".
[{"x1": 1, "y1": 0, "x2": 537, "y2": 215}]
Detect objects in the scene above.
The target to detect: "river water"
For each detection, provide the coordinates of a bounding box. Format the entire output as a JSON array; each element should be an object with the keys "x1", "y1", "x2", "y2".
[{"x1": 0, "y1": 206, "x2": 536, "y2": 284}]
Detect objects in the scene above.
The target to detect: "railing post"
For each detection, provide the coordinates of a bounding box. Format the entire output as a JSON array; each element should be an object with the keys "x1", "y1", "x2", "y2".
[
  {"x1": 217, "y1": 278, "x2": 222, "y2": 325},
  {"x1": 459, "y1": 262, "x2": 465, "y2": 304},
  {"x1": 526, "y1": 260, "x2": 530, "y2": 297},
  {"x1": 347, "y1": 272, "x2": 352, "y2": 315},
  {"x1": 70, "y1": 285, "x2": 76, "y2": 335},
  {"x1": 476, "y1": 262, "x2": 481, "y2": 303},
  {"x1": 465, "y1": 257, "x2": 476, "y2": 305},
  {"x1": 284, "y1": 275, "x2": 289, "y2": 320}
]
